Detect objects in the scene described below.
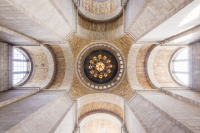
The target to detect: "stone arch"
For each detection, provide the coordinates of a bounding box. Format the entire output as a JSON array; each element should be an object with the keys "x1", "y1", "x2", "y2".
[
  {"x1": 22, "y1": 46, "x2": 50, "y2": 87},
  {"x1": 79, "y1": 113, "x2": 122, "y2": 133},
  {"x1": 127, "y1": 44, "x2": 153, "y2": 90},
  {"x1": 47, "y1": 43, "x2": 74, "y2": 90},
  {"x1": 152, "y1": 46, "x2": 181, "y2": 87},
  {"x1": 77, "y1": 93, "x2": 124, "y2": 121}
]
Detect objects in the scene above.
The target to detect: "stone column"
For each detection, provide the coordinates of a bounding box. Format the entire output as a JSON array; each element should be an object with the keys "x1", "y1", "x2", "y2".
[
  {"x1": 0, "y1": 43, "x2": 12, "y2": 91},
  {"x1": 189, "y1": 42, "x2": 200, "y2": 91}
]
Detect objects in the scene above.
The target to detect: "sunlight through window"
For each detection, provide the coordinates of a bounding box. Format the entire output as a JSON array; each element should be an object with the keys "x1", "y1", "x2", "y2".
[
  {"x1": 12, "y1": 48, "x2": 29, "y2": 85},
  {"x1": 172, "y1": 48, "x2": 189, "y2": 85}
]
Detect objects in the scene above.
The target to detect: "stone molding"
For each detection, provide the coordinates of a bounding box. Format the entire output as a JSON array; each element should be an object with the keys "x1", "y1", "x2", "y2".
[
  {"x1": 78, "y1": 111, "x2": 123, "y2": 125},
  {"x1": 127, "y1": 0, "x2": 194, "y2": 42},
  {"x1": 162, "y1": 24, "x2": 200, "y2": 45},
  {"x1": 78, "y1": 6, "x2": 123, "y2": 22},
  {"x1": 128, "y1": 91, "x2": 193, "y2": 133},
  {"x1": 0, "y1": 89, "x2": 39, "y2": 108},
  {"x1": 6, "y1": 92, "x2": 74, "y2": 133},
  {"x1": 145, "y1": 44, "x2": 161, "y2": 89},
  {"x1": 160, "y1": 87, "x2": 200, "y2": 107},
  {"x1": 0, "y1": 26, "x2": 40, "y2": 46},
  {"x1": 40, "y1": 45, "x2": 56, "y2": 89}
]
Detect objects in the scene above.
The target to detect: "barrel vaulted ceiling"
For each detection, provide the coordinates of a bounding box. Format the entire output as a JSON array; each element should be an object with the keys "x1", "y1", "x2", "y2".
[{"x1": 0, "y1": 0, "x2": 199, "y2": 100}]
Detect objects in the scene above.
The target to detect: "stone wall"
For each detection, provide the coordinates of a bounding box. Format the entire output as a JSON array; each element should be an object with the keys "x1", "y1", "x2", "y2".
[
  {"x1": 5, "y1": 91, "x2": 73, "y2": 133},
  {"x1": 47, "y1": 44, "x2": 66, "y2": 89},
  {"x1": 78, "y1": 15, "x2": 123, "y2": 32},
  {"x1": 0, "y1": 90, "x2": 64, "y2": 133},
  {"x1": 78, "y1": 102, "x2": 123, "y2": 120},
  {"x1": 23, "y1": 46, "x2": 48, "y2": 87},
  {"x1": 189, "y1": 42, "x2": 200, "y2": 91},
  {"x1": 127, "y1": 91, "x2": 188, "y2": 133},
  {"x1": 0, "y1": 0, "x2": 65, "y2": 42},
  {"x1": 77, "y1": 93, "x2": 124, "y2": 121},
  {"x1": 54, "y1": 103, "x2": 76, "y2": 133},
  {"x1": 77, "y1": 14, "x2": 124, "y2": 41},
  {"x1": 138, "y1": 90, "x2": 200, "y2": 132},
  {"x1": 153, "y1": 46, "x2": 179, "y2": 87},
  {"x1": 53, "y1": 0, "x2": 77, "y2": 30},
  {"x1": 124, "y1": 0, "x2": 147, "y2": 31},
  {"x1": 81, "y1": 0, "x2": 121, "y2": 14},
  {"x1": 56, "y1": 43, "x2": 74, "y2": 90},
  {"x1": 124, "y1": 103, "x2": 146, "y2": 133},
  {"x1": 136, "y1": 44, "x2": 153, "y2": 89},
  {"x1": 127, "y1": 44, "x2": 144, "y2": 90},
  {"x1": 81, "y1": 119, "x2": 121, "y2": 133},
  {"x1": 0, "y1": 42, "x2": 12, "y2": 91},
  {"x1": 127, "y1": 0, "x2": 193, "y2": 41}
]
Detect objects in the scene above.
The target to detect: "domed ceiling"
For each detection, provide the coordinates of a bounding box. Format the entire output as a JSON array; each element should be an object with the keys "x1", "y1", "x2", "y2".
[
  {"x1": 84, "y1": 50, "x2": 118, "y2": 84},
  {"x1": 77, "y1": 43, "x2": 125, "y2": 91}
]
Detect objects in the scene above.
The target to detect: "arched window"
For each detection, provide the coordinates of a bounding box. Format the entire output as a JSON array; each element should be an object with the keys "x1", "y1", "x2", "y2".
[
  {"x1": 12, "y1": 48, "x2": 31, "y2": 85},
  {"x1": 171, "y1": 48, "x2": 189, "y2": 86}
]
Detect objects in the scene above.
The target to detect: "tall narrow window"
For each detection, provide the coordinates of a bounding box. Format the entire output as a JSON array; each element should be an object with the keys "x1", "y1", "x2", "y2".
[
  {"x1": 12, "y1": 48, "x2": 30, "y2": 85},
  {"x1": 171, "y1": 48, "x2": 189, "y2": 86}
]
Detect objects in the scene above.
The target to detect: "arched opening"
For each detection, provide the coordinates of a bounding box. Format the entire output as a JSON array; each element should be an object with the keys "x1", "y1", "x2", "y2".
[
  {"x1": 79, "y1": 113, "x2": 122, "y2": 133},
  {"x1": 12, "y1": 48, "x2": 32, "y2": 86},
  {"x1": 170, "y1": 48, "x2": 189, "y2": 86}
]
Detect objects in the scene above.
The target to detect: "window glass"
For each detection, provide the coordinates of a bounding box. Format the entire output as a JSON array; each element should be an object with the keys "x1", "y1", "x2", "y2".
[
  {"x1": 12, "y1": 49, "x2": 29, "y2": 85},
  {"x1": 172, "y1": 48, "x2": 189, "y2": 85}
]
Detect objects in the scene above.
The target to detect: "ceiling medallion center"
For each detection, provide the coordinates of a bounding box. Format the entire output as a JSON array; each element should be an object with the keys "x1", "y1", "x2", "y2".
[
  {"x1": 89, "y1": 55, "x2": 112, "y2": 79},
  {"x1": 77, "y1": 43, "x2": 124, "y2": 91},
  {"x1": 95, "y1": 62, "x2": 105, "y2": 72}
]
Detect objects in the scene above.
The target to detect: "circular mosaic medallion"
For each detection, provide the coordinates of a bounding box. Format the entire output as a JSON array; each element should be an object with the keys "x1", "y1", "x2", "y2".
[{"x1": 77, "y1": 43, "x2": 124, "y2": 91}]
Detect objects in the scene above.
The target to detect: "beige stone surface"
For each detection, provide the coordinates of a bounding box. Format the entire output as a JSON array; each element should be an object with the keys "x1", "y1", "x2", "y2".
[
  {"x1": 0, "y1": 43, "x2": 12, "y2": 91},
  {"x1": 23, "y1": 46, "x2": 48, "y2": 87},
  {"x1": 139, "y1": 90, "x2": 200, "y2": 132},
  {"x1": 81, "y1": 119, "x2": 121, "y2": 133},
  {"x1": 47, "y1": 44, "x2": 66, "y2": 89},
  {"x1": 54, "y1": 103, "x2": 76, "y2": 133},
  {"x1": 0, "y1": 0, "x2": 199, "y2": 132},
  {"x1": 124, "y1": 103, "x2": 146, "y2": 133},
  {"x1": 128, "y1": 91, "x2": 188, "y2": 133},
  {"x1": 161, "y1": 88, "x2": 200, "y2": 107},
  {"x1": 77, "y1": 93, "x2": 124, "y2": 109},
  {"x1": 78, "y1": 14, "x2": 123, "y2": 32},
  {"x1": 190, "y1": 42, "x2": 200, "y2": 91},
  {"x1": 153, "y1": 46, "x2": 179, "y2": 87},
  {"x1": 0, "y1": 90, "x2": 64, "y2": 133},
  {"x1": 136, "y1": 44, "x2": 154, "y2": 89},
  {"x1": 0, "y1": 89, "x2": 38, "y2": 108},
  {"x1": 3, "y1": 0, "x2": 73, "y2": 40},
  {"x1": 0, "y1": 89, "x2": 33, "y2": 102},
  {"x1": 127, "y1": 44, "x2": 144, "y2": 90},
  {"x1": 78, "y1": 101, "x2": 123, "y2": 120},
  {"x1": 127, "y1": 0, "x2": 193, "y2": 41},
  {"x1": 79, "y1": 113, "x2": 122, "y2": 127},
  {"x1": 81, "y1": 0, "x2": 121, "y2": 15},
  {"x1": 0, "y1": 0, "x2": 63, "y2": 42}
]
